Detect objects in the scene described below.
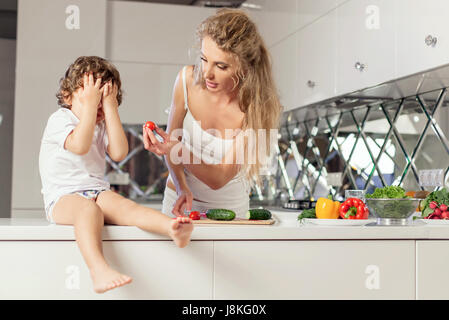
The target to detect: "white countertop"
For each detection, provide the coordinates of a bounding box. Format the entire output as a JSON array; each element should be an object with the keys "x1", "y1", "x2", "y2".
[{"x1": 2, "y1": 210, "x2": 449, "y2": 240}]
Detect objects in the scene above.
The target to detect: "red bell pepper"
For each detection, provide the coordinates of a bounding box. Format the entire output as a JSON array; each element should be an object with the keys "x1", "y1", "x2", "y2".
[{"x1": 339, "y1": 197, "x2": 368, "y2": 219}]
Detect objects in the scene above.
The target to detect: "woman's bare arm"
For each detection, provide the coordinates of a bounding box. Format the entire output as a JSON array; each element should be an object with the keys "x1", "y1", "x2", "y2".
[{"x1": 162, "y1": 69, "x2": 190, "y2": 193}]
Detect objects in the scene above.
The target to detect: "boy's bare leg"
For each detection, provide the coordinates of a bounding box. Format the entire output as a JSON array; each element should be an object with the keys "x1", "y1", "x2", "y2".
[
  {"x1": 96, "y1": 191, "x2": 194, "y2": 248},
  {"x1": 52, "y1": 194, "x2": 132, "y2": 293}
]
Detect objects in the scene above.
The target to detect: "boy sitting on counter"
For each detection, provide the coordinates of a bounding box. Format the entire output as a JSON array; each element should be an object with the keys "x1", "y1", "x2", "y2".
[{"x1": 39, "y1": 56, "x2": 194, "y2": 294}]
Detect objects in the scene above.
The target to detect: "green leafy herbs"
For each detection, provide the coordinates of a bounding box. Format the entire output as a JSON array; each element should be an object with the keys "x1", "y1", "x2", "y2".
[
  {"x1": 365, "y1": 198, "x2": 419, "y2": 219},
  {"x1": 427, "y1": 188, "x2": 449, "y2": 205},
  {"x1": 365, "y1": 186, "x2": 418, "y2": 219},
  {"x1": 297, "y1": 208, "x2": 316, "y2": 221},
  {"x1": 365, "y1": 186, "x2": 410, "y2": 199}
]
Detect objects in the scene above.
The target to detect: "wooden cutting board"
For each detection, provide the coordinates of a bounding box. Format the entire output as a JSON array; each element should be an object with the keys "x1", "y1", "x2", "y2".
[{"x1": 192, "y1": 218, "x2": 275, "y2": 225}]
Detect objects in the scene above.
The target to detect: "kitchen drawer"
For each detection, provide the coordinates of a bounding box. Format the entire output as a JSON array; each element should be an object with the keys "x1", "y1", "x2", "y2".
[
  {"x1": 336, "y1": 0, "x2": 396, "y2": 95},
  {"x1": 214, "y1": 240, "x2": 415, "y2": 299},
  {"x1": 416, "y1": 240, "x2": 449, "y2": 300},
  {"x1": 0, "y1": 241, "x2": 213, "y2": 299}
]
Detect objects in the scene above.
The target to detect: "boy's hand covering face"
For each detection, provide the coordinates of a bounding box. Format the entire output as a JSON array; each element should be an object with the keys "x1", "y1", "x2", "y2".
[
  {"x1": 74, "y1": 72, "x2": 104, "y2": 111},
  {"x1": 102, "y1": 80, "x2": 119, "y2": 109}
]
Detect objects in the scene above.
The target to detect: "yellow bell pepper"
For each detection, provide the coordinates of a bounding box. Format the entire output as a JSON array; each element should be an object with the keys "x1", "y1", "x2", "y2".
[{"x1": 316, "y1": 196, "x2": 341, "y2": 219}]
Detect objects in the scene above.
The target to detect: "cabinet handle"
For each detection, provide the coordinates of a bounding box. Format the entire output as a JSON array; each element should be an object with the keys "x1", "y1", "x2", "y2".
[
  {"x1": 354, "y1": 62, "x2": 366, "y2": 72},
  {"x1": 425, "y1": 35, "x2": 437, "y2": 47},
  {"x1": 307, "y1": 80, "x2": 316, "y2": 88}
]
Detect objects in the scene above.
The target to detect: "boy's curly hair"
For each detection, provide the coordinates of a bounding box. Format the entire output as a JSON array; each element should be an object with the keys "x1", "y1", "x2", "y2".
[{"x1": 56, "y1": 56, "x2": 123, "y2": 108}]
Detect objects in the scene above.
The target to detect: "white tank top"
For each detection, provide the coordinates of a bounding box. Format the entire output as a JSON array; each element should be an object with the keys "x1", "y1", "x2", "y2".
[
  {"x1": 181, "y1": 66, "x2": 234, "y2": 164},
  {"x1": 166, "y1": 66, "x2": 250, "y2": 214}
]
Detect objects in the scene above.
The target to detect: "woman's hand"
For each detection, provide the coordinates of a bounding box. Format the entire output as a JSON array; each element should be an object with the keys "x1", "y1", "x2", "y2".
[
  {"x1": 172, "y1": 187, "x2": 193, "y2": 217},
  {"x1": 142, "y1": 125, "x2": 178, "y2": 156}
]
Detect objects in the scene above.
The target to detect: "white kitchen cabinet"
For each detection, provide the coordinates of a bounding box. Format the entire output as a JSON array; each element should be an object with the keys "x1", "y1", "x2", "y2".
[
  {"x1": 336, "y1": 0, "x2": 396, "y2": 95},
  {"x1": 114, "y1": 61, "x2": 181, "y2": 125},
  {"x1": 253, "y1": 0, "x2": 341, "y2": 48},
  {"x1": 0, "y1": 241, "x2": 213, "y2": 299},
  {"x1": 250, "y1": 0, "x2": 298, "y2": 48},
  {"x1": 270, "y1": 35, "x2": 298, "y2": 111},
  {"x1": 395, "y1": 0, "x2": 449, "y2": 78},
  {"x1": 297, "y1": 0, "x2": 339, "y2": 30},
  {"x1": 214, "y1": 240, "x2": 415, "y2": 299},
  {"x1": 297, "y1": 9, "x2": 337, "y2": 107},
  {"x1": 107, "y1": 1, "x2": 213, "y2": 65},
  {"x1": 416, "y1": 240, "x2": 449, "y2": 300}
]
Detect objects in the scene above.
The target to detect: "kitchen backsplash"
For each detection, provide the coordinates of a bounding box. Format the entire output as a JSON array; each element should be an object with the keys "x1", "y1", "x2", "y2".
[
  {"x1": 107, "y1": 87, "x2": 449, "y2": 205},
  {"x1": 274, "y1": 87, "x2": 449, "y2": 202}
]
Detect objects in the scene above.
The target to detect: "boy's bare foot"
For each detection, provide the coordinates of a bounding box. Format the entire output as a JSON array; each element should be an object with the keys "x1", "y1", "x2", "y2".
[
  {"x1": 169, "y1": 216, "x2": 194, "y2": 248},
  {"x1": 90, "y1": 265, "x2": 132, "y2": 294}
]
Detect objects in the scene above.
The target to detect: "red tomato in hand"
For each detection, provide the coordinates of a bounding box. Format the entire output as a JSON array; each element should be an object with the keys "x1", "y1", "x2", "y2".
[
  {"x1": 145, "y1": 121, "x2": 156, "y2": 131},
  {"x1": 189, "y1": 211, "x2": 201, "y2": 220}
]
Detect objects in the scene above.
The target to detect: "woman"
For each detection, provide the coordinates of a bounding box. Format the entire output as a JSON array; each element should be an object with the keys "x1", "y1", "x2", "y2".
[{"x1": 143, "y1": 8, "x2": 281, "y2": 218}]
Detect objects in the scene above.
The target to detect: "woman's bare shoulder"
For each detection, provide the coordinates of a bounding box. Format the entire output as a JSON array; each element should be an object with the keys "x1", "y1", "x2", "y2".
[
  {"x1": 172, "y1": 65, "x2": 194, "y2": 97},
  {"x1": 184, "y1": 65, "x2": 197, "y2": 89}
]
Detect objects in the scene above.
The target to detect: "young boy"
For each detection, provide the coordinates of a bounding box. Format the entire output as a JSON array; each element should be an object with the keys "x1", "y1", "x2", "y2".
[{"x1": 39, "y1": 56, "x2": 193, "y2": 294}]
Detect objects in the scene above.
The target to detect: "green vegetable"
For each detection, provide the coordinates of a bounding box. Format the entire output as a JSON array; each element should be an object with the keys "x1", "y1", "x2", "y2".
[
  {"x1": 365, "y1": 198, "x2": 418, "y2": 219},
  {"x1": 246, "y1": 208, "x2": 272, "y2": 220},
  {"x1": 365, "y1": 186, "x2": 418, "y2": 219},
  {"x1": 206, "y1": 209, "x2": 236, "y2": 221},
  {"x1": 418, "y1": 187, "x2": 449, "y2": 218},
  {"x1": 365, "y1": 186, "x2": 410, "y2": 199},
  {"x1": 422, "y1": 206, "x2": 434, "y2": 217},
  {"x1": 297, "y1": 208, "x2": 316, "y2": 221}
]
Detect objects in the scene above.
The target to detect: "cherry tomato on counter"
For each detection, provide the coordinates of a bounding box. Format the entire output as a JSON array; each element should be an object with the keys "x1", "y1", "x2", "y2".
[{"x1": 189, "y1": 211, "x2": 201, "y2": 220}]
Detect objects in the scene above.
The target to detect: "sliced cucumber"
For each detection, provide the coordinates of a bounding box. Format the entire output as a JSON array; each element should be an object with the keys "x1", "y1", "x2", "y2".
[
  {"x1": 246, "y1": 208, "x2": 272, "y2": 220},
  {"x1": 206, "y1": 209, "x2": 236, "y2": 221}
]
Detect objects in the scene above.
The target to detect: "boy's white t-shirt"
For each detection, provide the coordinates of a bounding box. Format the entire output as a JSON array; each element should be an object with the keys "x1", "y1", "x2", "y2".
[{"x1": 39, "y1": 108, "x2": 110, "y2": 210}]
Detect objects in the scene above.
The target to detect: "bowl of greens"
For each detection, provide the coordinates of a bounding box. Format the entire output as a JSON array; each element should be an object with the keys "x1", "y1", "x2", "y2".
[{"x1": 365, "y1": 186, "x2": 420, "y2": 225}]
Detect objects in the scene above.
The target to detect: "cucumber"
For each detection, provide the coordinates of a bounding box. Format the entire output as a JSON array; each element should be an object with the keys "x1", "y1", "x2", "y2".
[
  {"x1": 206, "y1": 209, "x2": 236, "y2": 221},
  {"x1": 246, "y1": 208, "x2": 272, "y2": 220}
]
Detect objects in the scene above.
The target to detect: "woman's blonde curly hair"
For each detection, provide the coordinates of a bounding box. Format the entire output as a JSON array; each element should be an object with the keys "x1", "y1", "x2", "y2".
[
  {"x1": 56, "y1": 56, "x2": 123, "y2": 108},
  {"x1": 193, "y1": 8, "x2": 282, "y2": 185}
]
